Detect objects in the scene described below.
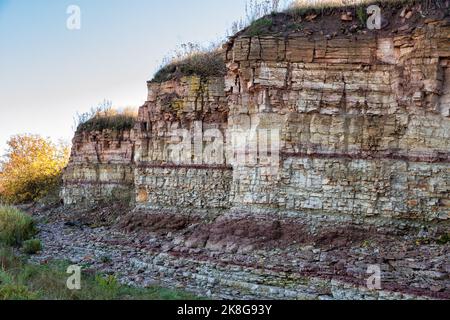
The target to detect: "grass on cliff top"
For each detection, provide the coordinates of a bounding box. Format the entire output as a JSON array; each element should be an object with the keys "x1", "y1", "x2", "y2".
[
  {"x1": 241, "y1": 0, "x2": 446, "y2": 37},
  {"x1": 76, "y1": 101, "x2": 137, "y2": 133},
  {"x1": 151, "y1": 43, "x2": 226, "y2": 83},
  {"x1": 288, "y1": 0, "x2": 443, "y2": 12}
]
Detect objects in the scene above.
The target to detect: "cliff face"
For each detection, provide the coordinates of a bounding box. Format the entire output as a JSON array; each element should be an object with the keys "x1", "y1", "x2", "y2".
[
  {"x1": 61, "y1": 2, "x2": 450, "y2": 300},
  {"x1": 62, "y1": 7, "x2": 450, "y2": 221},
  {"x1": 134, "y1": 76, "x2": 232, "y2": 209},
  {"x1": 224, "y1": 17, "x2": 450, "y2": 222},
  {"x1": 62, "y1": 129, "x2": 135, "y2": 205}
]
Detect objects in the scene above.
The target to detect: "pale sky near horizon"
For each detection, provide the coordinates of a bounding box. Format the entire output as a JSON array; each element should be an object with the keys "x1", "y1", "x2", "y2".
[{"x1": 0, "y1": 0, "x2": 250, "y2": 155}]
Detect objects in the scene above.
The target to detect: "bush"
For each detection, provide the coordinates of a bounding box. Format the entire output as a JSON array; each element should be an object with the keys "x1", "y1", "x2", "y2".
[
  {"x1": 0, "y1": 134, "x2": 69, "y2": 204},
  {"x1": 0, "y1": 206, "x2": 36, "y2": 246},
  {"x1": 76, "y1": 100, "x2": 137, "y2": 133},
  {"x1": 22, "y1": 239, "x2": 42, "y2": 255}
]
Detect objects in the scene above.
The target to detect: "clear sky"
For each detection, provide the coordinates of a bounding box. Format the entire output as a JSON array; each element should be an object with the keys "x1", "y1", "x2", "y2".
[{"x1": 0, "y1": 0, "x2": 249, "y2": 154}]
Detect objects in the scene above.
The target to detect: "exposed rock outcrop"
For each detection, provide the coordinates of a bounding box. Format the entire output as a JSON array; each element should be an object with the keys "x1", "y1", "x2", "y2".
[
  {"x1": 62, "y1": 129, "x2": 135, "y2": 205},
  {"x1": 61, "y1": 1, "x2": 450, "y2": 300},
  {"x1": 224, "y1": 15, "x2": 450, "y2": 222}
]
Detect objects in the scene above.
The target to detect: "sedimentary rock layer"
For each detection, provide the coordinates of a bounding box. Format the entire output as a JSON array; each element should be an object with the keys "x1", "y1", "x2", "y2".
[
  {"x1": 61, "y1": 2, "x2": 450, "y2": 300},
  {"x1": 224, "y1": 16, "x2": 450, "y2": 222},
  {"x1": 62, "y1": 129, "x2": 135, "y2": 205}
]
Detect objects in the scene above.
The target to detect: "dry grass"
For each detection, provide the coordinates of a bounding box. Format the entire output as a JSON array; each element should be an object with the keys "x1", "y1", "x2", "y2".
[
  {"x1": 76, "y1": 101, "x2": 137, "y2": 133},
  {"x1": 151, "y1": 43, "x2": 226, "y2": 83},
  {"x1": 238, "y1": 0, "x2": 445, "y2": 36},
  {"x1": 288, "y1": 0, "x2": 443, "y2": 11}
]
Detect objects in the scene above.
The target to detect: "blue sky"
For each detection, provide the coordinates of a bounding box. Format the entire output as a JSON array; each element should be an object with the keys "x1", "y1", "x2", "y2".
[{"x1": 0, "y1": 0, "x2": 248, "y2": 154}]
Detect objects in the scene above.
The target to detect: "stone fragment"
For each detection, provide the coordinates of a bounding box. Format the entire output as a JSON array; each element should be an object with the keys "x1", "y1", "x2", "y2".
[{"x1": 341, "y1": 13, "x2": 353, "y2": 22}]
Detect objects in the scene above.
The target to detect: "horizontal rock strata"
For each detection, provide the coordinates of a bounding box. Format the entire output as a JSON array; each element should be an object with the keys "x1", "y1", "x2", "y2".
[{"x1": 61, "y1": 3, "x2": 450, "y2": 300}]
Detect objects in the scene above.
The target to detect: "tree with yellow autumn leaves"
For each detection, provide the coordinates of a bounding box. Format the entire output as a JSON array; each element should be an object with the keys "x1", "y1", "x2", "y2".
[{"x1": 0, "y1": 135, "x2": 70, "y2": 204}]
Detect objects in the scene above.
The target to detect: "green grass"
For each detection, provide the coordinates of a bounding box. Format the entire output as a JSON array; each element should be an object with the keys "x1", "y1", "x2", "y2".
[
  {"x1": 356, "y1": 6, "x2": 367, "y2": 25},
  {"x1": 245, "y1": 17, "x2": 274, "y2": 37},
  {"x1": 0, "y1": 247, "x2": 199, "y2": 300},
  {"x1": 0, "y1": 206, "x2": 36, "y2": 246},
  {"x1": 0, "y1": 206, "x2": 199, "y2": 300},
  {"x1": 22, "y1": 239, "x2": 42, "y2": 255}
]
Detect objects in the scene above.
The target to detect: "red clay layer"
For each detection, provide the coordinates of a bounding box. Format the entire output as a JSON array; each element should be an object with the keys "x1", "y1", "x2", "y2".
[{"x1": 136, "y1": 162, "x2": 233, "y2": 170}]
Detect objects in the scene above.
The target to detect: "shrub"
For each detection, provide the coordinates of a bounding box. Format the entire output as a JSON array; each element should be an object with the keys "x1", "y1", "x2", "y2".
[
  {"x1": 0, "y1": 206, "x2": 36, "y2": 246},
  {"x1": 22, "y1": 239, "x2": 42, "y2": 255},
  {"x1": 75, "y1": 100, "x2": 137, "y2": 133},
  {"x1": 151, "y1": 43, "x2": 226, "y2": 83},
  {"x1": 0, "y1": 135, "x2": 69, "y2": 204}
]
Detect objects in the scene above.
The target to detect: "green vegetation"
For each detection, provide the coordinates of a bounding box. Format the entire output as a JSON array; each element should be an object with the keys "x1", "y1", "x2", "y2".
[
  {"x1": 436, "y1": 233, "x2": 450, "y2": 245},
  {"x1": 245, "y1": 17, "x2": 274, "y2": 36},
  {"x1": 0, "y1": 249, "x2": 198, "y2": 300},
  {"x1": 0, "y1": 135, "x2": 69, "y2": 204},
  {"x1": 356, "y1": 5, "x2": 367, "y2": 25},
  {"x1": 0, "y1": 207, "x2": 198, "y2": 300},
  {"x1": 22, "y1": 239, "x2": 42, "y2": 255},
  {"x1": 0, "y1": 206, "x2": 36, "y2": 246},
  {"x1": 76, "y1": 100, "x2": 137, "y2": 133},
  {"x1": 151, "y1": 44, "x2": 226, "y2": 83}
]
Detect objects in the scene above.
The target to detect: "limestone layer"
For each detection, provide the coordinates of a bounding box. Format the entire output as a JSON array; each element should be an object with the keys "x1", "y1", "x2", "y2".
[
  {"x1": 224, "y1": 18, "x2": 450, "y2": 222},
  {"x1": 61, "y1": 6, "x2": 450, "y2": 300},
  {"x1": 62, "y1": 130, "x2": 135, "y2": 205},
  {"x1": 63, "y1": 16, "x2": 450, "y2": 222}
]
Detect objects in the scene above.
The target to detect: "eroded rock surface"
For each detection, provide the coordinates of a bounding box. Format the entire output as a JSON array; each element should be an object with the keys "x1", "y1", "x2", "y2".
[
  {"x1": 31, "y1": 206, "x2": 449, "y2": 300},
  {"x1": 59, "y1": 2, "x2": 450, "y2": 300}
]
